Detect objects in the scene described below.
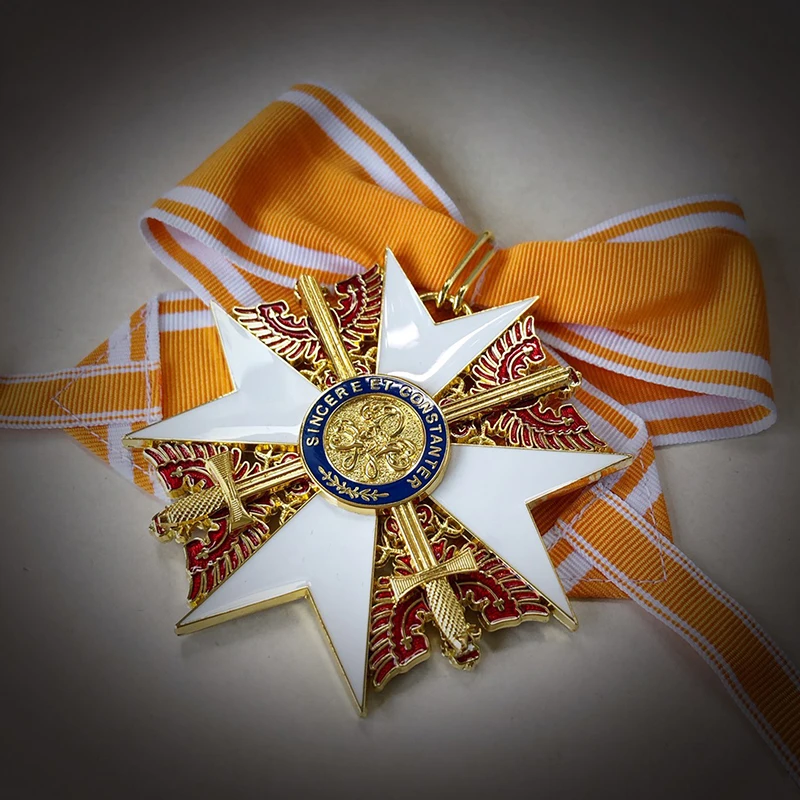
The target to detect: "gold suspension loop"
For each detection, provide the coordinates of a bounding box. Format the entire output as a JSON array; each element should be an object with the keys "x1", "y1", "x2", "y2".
[
  {"x1": 435, "y1": 230, "x2": 495, "y2": 312},
  {"x1": 452, "y1": 247, "x2": 497, "y2": 314}
]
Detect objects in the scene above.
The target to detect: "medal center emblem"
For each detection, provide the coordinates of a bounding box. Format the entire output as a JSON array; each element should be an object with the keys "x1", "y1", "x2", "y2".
[
  {"x1": 324, "y1": 395, "x2": 424, "y2": 485},
  {"x1": 300, "y1": 375, "x2": 450, "y2": 509}
]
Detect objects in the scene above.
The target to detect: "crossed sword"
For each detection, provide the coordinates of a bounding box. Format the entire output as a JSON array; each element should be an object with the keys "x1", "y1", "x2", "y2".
[{"x1": 150, "y1": 275, "x2": 580, "y2": 660}]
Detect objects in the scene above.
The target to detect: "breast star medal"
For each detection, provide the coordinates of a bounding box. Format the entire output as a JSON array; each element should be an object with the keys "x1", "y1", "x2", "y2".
[{"x1": 124, "y1": 243, "x2": 629, "y2": 712}]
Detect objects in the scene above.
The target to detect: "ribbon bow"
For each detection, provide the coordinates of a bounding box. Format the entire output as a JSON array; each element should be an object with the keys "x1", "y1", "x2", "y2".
[{"x1": 1, "y1": 83, "x2": 796, "y2": 785}]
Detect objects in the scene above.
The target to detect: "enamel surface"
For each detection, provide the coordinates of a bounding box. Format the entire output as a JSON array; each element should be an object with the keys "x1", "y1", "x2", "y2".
[
  {"x1": 130, "y1": 304, "x2": 320, "y2": 446},
  {"x1": 178, "y1": 494, "x2": 377, "y2": 710},
  {"x1": 432, "y1": 444, "x2": 629, "y2": 621},
  {"x1": 377, "y1": 249, "x2": 536, "y2": 396}
]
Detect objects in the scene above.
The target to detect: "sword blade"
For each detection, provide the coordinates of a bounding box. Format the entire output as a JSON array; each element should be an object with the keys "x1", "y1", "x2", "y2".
[{"x1": 441, "y1": 365, "x2": 579, "y2": 423}]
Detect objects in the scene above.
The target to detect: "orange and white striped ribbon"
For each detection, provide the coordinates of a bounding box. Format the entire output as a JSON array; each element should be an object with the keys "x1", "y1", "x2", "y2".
[{"x1": 1, "y1": 83, "x2": 796, "y2": 783}]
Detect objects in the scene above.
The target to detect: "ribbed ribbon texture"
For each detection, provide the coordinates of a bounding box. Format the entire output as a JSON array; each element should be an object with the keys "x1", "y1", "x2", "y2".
[{"x1": 1, "y1": 83, "x2": 796, "y2": 784}]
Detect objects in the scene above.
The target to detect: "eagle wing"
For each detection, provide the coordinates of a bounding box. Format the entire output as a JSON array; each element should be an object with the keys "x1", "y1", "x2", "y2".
[{"x1": 456, "y1": 315, "x2": 606, "y2": 451}]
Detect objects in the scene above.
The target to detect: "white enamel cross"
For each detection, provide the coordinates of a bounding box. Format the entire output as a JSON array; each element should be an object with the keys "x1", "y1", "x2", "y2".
[{"x1": 129, "y1": 249, "x2": 628, "y2": 711}]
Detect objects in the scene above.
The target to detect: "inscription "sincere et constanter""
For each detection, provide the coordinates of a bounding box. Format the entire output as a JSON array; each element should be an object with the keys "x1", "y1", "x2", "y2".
[{"x1": 300, "y1": 374, "x2": 449, "y2": 508}]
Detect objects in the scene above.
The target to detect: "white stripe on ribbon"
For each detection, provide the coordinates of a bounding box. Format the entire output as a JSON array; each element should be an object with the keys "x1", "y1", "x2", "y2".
[
  {"x1": 560, "y1": 323, "x2": 772, "y2": 381},
  {"x1": 312, "y1": 84, "x2": 465, "y2": 223},
  {"x1": 160, "y1": 185, "x2": 364, "y2": 275},
  {"x1": 567, "y1": 193, "x2": 744, "y2": 241},
  {"x1": 146, "y1": 207, "x2": 362, "y2": 299},
  {"x1": 159, "y1": 289, "x2": 198, "y2": 303},
  {"x1": 168, "y1": 226, "x2": 263, "y2": 307},
  {"x1": 629, "y1": 394, "x2": 752, "y2": 421},
  {"x1": 0, "y1": 362, "x2": 159, "y2": 384},
  {"x1": 280, "y1": 89, "x2": 424, "y2": 207},
  {"x1": 160, "y1": 309, "x2": 215, "y2": 332},
  {"x1": 143, "y1": 296, "x2": 160, "y2": 425},
  {"x1": 107, "y1": 422, "x2": 135, "y2": 482},
  {"x1": 144, "y1": 296, "x2": 160, "y2": 370},
  {"x1": 569, "y1": 394, "x2": 642, "y2": 461},
  {"x1": 542, "y1": 330, "x2": 777, "y2": 446},
  {"x1": 25, "y1": 408, "x2": 160, "y2": 422},
  {"x1": 539, "y1": 328, "x2": 775, "y2": 410},
  {"x1": 151, "y1": 474, "x2": 168, "y2": 501},
  {"x1": 609, "y1": 211, "x2": 749, "y2": 241},
  {"x1": 0, "y1": 408, "x2": 162, "y2": 427},
  {"x1": 556, "y1": 550, "x2": 598, "y2": 592},
  {"x1": 141, "y1": 221, "x2": 224, "y2": 308},
  {"x1": 650, "y1": 415, "x2": 776, "y2": 447},
  {"x1": 543, "y1": 346, "x2": 649, "y2": 454},
  {"x1": 107, "y1": 319, "x2": 132, "y2": 366},
  {"x1": 622, "y1": 460, "x2": 661, "y2": 520}
]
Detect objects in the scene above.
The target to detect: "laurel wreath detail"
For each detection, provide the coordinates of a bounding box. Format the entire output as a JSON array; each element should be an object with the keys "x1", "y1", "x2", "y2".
[{"x1": 317, "y1": 467, "x2": 390, "y2": 502}]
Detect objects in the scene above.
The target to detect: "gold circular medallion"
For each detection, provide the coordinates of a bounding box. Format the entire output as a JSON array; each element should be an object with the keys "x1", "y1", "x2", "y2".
[{"x1": 323, "y1": 394, "x2": 425, "y2": 485}]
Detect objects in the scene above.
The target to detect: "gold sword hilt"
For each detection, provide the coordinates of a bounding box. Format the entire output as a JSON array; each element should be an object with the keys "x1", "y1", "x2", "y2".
[
  {"x1": 150, "y1": 455, "x2": 307, "y2": 540},
  {"x1": 390, "y1": 502, "x2": 477, "y2": 664},
  {"x1": 389, "y1": 547, "x2": 478, "y2": 599},
  {"x1": 205, "y1": 452, "x2": 254, "y2": 531}
]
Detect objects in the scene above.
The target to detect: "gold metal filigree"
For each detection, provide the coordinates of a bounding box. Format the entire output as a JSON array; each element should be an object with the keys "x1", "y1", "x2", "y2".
[{"x1": 325, "y1": 395, "x2": 424, "y2": 484}]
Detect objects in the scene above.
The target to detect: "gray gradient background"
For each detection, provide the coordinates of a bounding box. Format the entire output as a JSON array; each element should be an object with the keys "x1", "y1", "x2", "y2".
[{"x1": 1, "y1": 1, "x2": 799, "y2": 797}]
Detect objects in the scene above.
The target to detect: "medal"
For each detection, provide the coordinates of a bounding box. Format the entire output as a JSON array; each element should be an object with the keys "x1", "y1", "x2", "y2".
[
  {"x1": 124, "y1": 239, "x2": 628, "y2": 711},
  {"x1": 2, "y1": 82, "x2": 796, "y2": 784}
]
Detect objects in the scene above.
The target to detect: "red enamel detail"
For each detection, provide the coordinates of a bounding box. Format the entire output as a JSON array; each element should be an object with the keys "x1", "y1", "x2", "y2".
[
  {"x1": 455, "y1": 544, "x2": 550, "y2": 627},
  {"x1": 369, "y1": 504, "x2": 552, "y2": 690},
  {"x1": 472, "y1": 315, "x2": 545, "y2": 385},
  {"x1": 465, "y1": 314, "x2": 606, "y2": 451},
  {"x1": 145, "y1": 444, "x2": 309, "y2": 605},
  {"x1": 369, "y1": 579, "x2": 431, "y2": 689},
  {"x1": 232, "y1": 265, "x2": 382, "y2": 387}
]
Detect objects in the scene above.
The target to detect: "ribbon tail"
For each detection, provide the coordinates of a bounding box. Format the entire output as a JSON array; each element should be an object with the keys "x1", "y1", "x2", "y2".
[{"x1": 561, "y1": 503, "x2": 800, "y2": 786}]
